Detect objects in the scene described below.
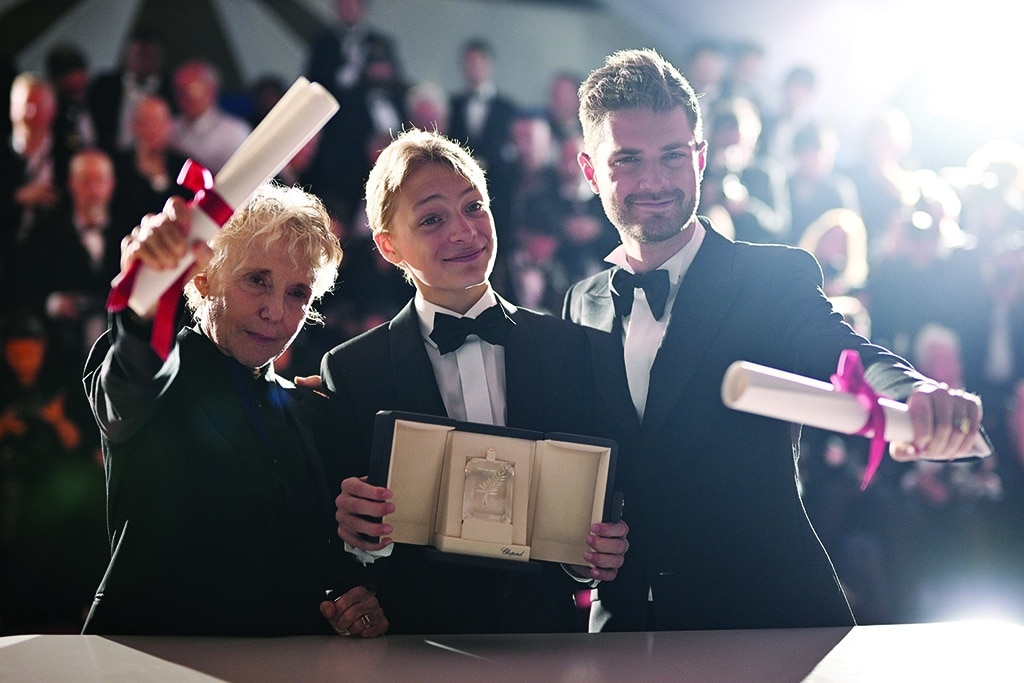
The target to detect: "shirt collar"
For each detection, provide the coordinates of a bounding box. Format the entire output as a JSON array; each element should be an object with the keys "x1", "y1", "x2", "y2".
[
  {"x1": 74, "y1": 213, "x2": 109, "y2": 233},
  {"x1": 335, "y1": 22, "x2": 367, "y2": 41},
  {"x1": 181, "y1": 107, "x2": 220, "y2": 132},
  {"x1": 194, "y1": 322, "x2": 273, "y2": 378},
  {"x1": 414, "y1": 287, "x2": 516, "y2": 347},
  {"x1": 471, "y1": 82, "x2": 497, "y2": 100},
  {"x1": 122, "y1": 70, "x2": 159, "y2": 91},
  {"x1": 604, "y1": 219, "x2": 706, "y2": 286}
]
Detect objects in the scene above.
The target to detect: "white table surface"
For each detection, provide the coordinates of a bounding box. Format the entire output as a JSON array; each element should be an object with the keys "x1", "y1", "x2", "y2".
[{"x1": 3, "y1": 620, "x2": 1021, "y2": 682}]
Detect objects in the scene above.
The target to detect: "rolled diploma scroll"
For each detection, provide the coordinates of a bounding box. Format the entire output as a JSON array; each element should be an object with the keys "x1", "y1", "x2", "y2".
[
  {"x1": 721, "y1": 360, "x2": 990, "y2": 456},
  {"x1": 125, "y1": 77, "x2": 339, "y2": 316}
]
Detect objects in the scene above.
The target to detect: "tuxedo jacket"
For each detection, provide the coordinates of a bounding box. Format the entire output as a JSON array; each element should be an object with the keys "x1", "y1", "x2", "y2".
[
  {"x1": 23, "y1": 205, "x2": 131, "y2": 305},
  {"x1": 113, "y1": 147, "x2": 191, "y2": 224},
  {"x1": 447, "y1": 90, "x2": 520, "y2": 256},
  {"x1": 0, "y1": 142, "x2": 56, "y2": 285},
  {"x1": 320, "y1": 299, "x2": 597, "y2": 634},
  {"x1": 9, "y1": 205, "x2": 134, "y2": 364},
  {"x1": 304, "y1": 27, "x2": 397, "y2": 97},
  {"x1": 304, "y1": 27, "x2": 402, "y2": 223},
  {"x1": 87, "y1": 69, "x2": 175, "y2": 154},
  {"x1": 82, "y1": 323, "x2": 343, "y2": 635},
  {"x1": 564, "y1": 220, "x2": 925, "y2": 631},
  {"x1": 447, "y1": 90, "x2": 518, "y2": 172}
]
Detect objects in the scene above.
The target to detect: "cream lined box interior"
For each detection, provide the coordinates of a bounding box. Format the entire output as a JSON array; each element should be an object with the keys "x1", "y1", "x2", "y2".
[{"x1": 369, "y1": 411, "x2": 618, "y2": 566}]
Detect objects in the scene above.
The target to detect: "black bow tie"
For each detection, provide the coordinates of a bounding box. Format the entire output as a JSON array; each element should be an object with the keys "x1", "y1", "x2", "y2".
[
  {"x1": 429, "y1": 305, "x2": 515, "y2": 355},
  {"x1": 611, "y1": 268, "x2": 671, "y2": 320}
]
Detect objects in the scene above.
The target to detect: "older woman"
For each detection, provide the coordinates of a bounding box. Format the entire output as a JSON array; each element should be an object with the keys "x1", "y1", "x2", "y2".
[{"x1": 82, "y1": 184, "x2": 385, "y2": 636}]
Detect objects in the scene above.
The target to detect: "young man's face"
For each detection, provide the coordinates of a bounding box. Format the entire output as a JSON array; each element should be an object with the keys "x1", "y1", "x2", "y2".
[
  {"x1": 197, "y1": 247, "x2": 314, "y2": 369},
  {"x1": 462, "y1": 49, "x2": 492, "y2": 89},
  {"x1": 12, "y1": 83, "x2": 56, "y2": 130},
  {"x1": 131, "y1": 97, "x2": 173, "y2": 151},
  {"x1": 375, "y1": 162, "x2": 496, "y2": 313},
  {"x1": 579, "y1": 106, "x2": 706, "y2": 246},
  {"x1": 173, "y1": 66, "x2": 216, "y2": 120},
  {"x1": 335, "y1": 0, "x2": 364, "y2": 26},
  {"x1": 69, "y1": 153, "x2": 115, "y2": 213},
  {"x1": 125, "y1": 40, "x2": 162, "y2": 78}
]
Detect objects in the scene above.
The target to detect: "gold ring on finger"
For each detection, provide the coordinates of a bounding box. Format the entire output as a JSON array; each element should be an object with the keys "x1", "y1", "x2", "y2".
[
  {"x1": 956, "y1": 417, "x2": 971, "y2": 434},
  {"x1": 360, "y1": 613, "x2": 373, "y2": 627}
]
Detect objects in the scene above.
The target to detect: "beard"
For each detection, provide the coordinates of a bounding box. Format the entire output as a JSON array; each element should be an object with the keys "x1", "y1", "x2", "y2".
[{"x1": 603, "y1": 187, "x2": 700, "y2": 244}]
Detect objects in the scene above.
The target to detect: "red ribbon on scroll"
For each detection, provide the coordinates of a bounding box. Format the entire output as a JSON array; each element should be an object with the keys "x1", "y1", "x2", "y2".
[
  {"x1": 830, "y1": 349, "x2": 888, "y2": 490},
  {"x1": 105, "y1": 159, "x2": 235, "y2": 360}
]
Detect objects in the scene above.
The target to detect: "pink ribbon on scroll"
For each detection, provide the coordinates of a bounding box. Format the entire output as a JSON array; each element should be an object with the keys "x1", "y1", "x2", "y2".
[
  {"x1": 829, "y1": 349, "x2": 888, "y2": 490},
  {"x1": 106, "y1": 159, "x2": 234, "y2": 360}
]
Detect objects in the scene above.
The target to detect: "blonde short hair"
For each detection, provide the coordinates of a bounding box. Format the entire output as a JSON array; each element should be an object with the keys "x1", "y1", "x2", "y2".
[
  {"x1": 184, "y1": 183, "x2": 343, "y2": 324},
  {"x1": 364, "y1": 127, "x2": 488, "y2": 237}
]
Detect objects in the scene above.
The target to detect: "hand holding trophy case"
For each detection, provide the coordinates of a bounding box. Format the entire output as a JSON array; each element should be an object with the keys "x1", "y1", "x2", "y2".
[{"x1": 368, "y1": 411, "x2": 620, "y2": 569}]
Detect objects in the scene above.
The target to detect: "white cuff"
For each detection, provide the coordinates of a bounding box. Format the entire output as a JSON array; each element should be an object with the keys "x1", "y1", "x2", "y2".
[
  {"x1": 345, "y1": 542, "x2": 394, "y2": 565},
  {"x1": 561, "y1": 562, "x2": 600, "y2": 587}
]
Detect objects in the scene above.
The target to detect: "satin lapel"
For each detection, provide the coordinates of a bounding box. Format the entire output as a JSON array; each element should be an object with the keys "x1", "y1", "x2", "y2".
[
  {"x1": 389, "y1": 301, "x2": 448, "y2": 415},
  {"x1": 502, "y1": 305, "x2": 544, "y2": 428},
  {"x1": 268, "y1": 373, "x2": 331, "y2": 503},
  {"x1": 181, "y1": 330, "x2": 267, "y2": 462},
  {"x1": 642, "y1": 226, "x2": 741, "y2": 433},
  {"x1": 576, "y1": 270, "x2": 619, "y2": 334},
  {"x1": 592, "y1": 322, "x2": 642, "y2": 439},
  {"x1": 572, "y1": 275, "x2": 641, "y2": 437},
  {"x1": 179, "y1": 330, "x2": 281, "y2": 523}
]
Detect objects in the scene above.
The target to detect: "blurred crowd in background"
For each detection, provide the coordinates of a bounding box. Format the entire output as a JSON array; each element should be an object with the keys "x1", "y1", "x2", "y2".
[{"x1": 2, "y1": 0, "x2": 1023, "y2": 635}]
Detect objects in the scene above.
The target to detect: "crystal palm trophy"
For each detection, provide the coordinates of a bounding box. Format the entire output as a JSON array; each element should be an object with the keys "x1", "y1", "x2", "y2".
[{"x1": 463, "y1": 447, "x2": 514, "y2": 525}]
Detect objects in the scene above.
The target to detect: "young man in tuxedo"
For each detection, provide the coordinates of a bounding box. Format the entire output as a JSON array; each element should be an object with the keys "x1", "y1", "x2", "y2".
[
  {"x1": 88, "y1": 27, "x2": 173, "y2": 154},
  {"x1": 446, "y1": 39, "x2": 520, "y2": 294},
  {"x1": 319, "y1": 128, "x2": 628, "y2": 634},
  {"x1": 562, "y1": 48, "x2": 985, "y2": 632},
  {"x1": 15, "y1": 148, "x2": 128, "y2": 367}
]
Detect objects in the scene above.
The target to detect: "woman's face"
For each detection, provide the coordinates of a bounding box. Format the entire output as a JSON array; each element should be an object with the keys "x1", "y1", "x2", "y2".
[{"x1": 197, "y1": 247, "x2": 314, "y2": 369}]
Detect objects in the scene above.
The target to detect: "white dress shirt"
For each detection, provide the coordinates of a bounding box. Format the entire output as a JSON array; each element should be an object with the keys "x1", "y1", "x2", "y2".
[
  {"x1": 417, "y1": 288, "x2": 592, "y2": 587},
  {"x1": 465, "y1": 82, "x2": 497, "y2": 140},
  {"x1": 985, "y1": 301, "x2": 1014, "y2": 384},
  {"x1": 346, "y1": 288, "x2": 511, "y2": 564},
  {"x1": 172, "y1": 107, "x2": 251, "y2": 174},
  {"x1": 352, "y1": 291, "x2": 597, "y2": 586},
  {"x1": 335, "y1": 25, "x2": 368, "y2": 90},
  {"x1": 414, "y1": 288, "x2": 510, "y2": 426},
  {"x1": 74, "y1": 215, "x2": 109, "y2": 271},
  {"x1": 117, "y1": 72, "x2": 162, "y2": 150},
  {"x1": 604, "y1": 221, "x2": 706, "y2": 422}
]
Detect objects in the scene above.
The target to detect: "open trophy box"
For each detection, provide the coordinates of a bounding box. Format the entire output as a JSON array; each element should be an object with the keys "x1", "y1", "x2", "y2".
[{"x1": 368, "y1": 411, "x2": 620, "y2": 568}]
